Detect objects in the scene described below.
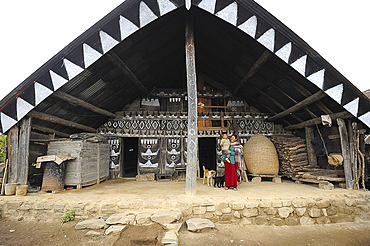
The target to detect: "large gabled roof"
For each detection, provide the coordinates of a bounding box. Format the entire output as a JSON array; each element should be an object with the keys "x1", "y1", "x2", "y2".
[{"x1": 1, "y1": 0, "x2": 370, "y2": 135}]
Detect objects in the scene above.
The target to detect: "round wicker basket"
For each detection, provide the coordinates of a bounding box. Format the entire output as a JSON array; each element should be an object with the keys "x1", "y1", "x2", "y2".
[{"x1": 243, "y1": 134, "x2": 279, "y2": 175}]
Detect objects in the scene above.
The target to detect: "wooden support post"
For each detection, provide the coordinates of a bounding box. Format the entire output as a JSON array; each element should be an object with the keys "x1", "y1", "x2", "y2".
[
  {"x1": 337, "y1": 118, "x2": 355, "y2": 189},
  {"x1": 17, "y1": 117, "x2": 32, "y2": 185},
  {"x1": 305, "y1": 126, "x2": 317, "y2": 167},
  {"x1": 7, "y1": 124, "x2": 19, "y2": 183},
  {"x1": 185, "y1": 20, "x2": 198, "y2": 195}
]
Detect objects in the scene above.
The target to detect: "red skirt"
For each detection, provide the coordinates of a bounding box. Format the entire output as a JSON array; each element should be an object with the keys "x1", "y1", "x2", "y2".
[{"x1": 225, "y1": 163, "x2": 238, "y2": 188}]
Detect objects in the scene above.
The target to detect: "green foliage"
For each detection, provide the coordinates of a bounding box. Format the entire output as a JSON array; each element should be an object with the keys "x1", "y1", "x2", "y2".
[
  {"x1": 61, "y1": 210, "x2": 75, "y2": 223},
  {"x1": 92, "y1": 235, "x2": 105, "y2": 241},
  {"x1": 0, "y1": 134, "x2": 6, "y2": 163}
]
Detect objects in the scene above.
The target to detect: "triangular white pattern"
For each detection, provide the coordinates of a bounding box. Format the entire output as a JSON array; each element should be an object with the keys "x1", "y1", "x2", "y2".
[
  {"x1": 186, "y1": 0, "x2": 191, "y2": 10},
  {"x1": 1, "y1": 112, "x2": 17, "y2": 133},
  {"x1": 257, "y1": 28, "x2": 275, "y2": 52},
  {"x1": 290, "y1": 55, "x2": 307, "y2": 76},
  {"x1": 359, "y1": 111, "x2": 370, "y2": 128},
  {"x1": 119, "y1": 16, "x2": 139, "y2": 41},
  {"x1": 157, "y1": 0, "x2": 177, "y2": 16},
  {"x1": 63, "y1": 58, "x2": 84, "y2": 80},
  {"x1": 83, "y1": 43, "x2": 102, "y2": 68},
  {"x1": 344, "y1": 97, "x2": 359, "y2": 116},
  {"x1": 16, "y1": 97, "x2": 34, "y2": 121},
  {"x1": 198, "y1": 0, "x2": 216, "y2": 14},
  {"x1": 139, "y1": 2, "x2": 158, "y2": 28},
  {"x1": 238, "y1": 15, "x2": 257, "y2": 38},
  {"x1": 215, "y1": 2, "x2": 238, "y2": 26},
  {"x1": 99, "y1": 31, "x2": 119, "y2": 54},
  {"x1": 325, "y1": 84, "x2": 343, "y2": 104},
  {"x1": 50, "y1": 70, "x2": 68, "y2": 91},
  {"x1": 275, "y1": 42, "x2": 291, "y2": 63},
  {"x1": 307, "y1": 69, "x2": 325, "y2": 89},
  {"x1": 34, "y1": 82, "x2": 53, "y2": 105}
]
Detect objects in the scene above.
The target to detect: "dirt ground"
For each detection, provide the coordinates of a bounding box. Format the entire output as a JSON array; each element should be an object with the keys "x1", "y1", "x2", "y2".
[{"x1": 1, "y1": 219, "x2": 370, "y2": 245}]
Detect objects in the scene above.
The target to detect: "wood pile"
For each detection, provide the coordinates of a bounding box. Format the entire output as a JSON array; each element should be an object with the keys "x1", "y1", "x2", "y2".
[{"x1": 271, "y1": 135, "x2": 345, "y2": 184}]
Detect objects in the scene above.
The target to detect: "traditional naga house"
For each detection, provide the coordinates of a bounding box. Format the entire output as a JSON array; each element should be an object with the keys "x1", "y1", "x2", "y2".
[{"x1": 1, "y1": 0, "x2": 370, "y2": 193}]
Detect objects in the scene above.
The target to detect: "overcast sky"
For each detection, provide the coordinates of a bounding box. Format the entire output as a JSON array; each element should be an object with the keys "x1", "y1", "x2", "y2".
[{"x1": 0, "y1": 0, "x2": 368, "y2": 102}]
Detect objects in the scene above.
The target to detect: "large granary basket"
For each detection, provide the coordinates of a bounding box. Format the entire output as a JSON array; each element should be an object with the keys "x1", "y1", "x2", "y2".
[{"x1": 243, "y1": 134, "x2": 279, "y2": 175}]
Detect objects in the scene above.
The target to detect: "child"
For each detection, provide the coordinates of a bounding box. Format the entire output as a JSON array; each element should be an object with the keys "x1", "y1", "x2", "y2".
[{"x1": 220, "y1": 133, "x2": 231, "y2": 165}]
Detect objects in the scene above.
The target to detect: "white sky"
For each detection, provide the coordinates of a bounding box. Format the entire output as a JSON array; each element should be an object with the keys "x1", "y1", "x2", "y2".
[{"x1": 0, "y1": 0, "x2": 368, "y2": 102}]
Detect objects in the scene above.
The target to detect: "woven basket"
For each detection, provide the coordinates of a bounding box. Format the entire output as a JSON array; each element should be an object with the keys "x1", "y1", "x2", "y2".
[{"x1": 243, "y1": 135, "x2": 279, "y2": 175}]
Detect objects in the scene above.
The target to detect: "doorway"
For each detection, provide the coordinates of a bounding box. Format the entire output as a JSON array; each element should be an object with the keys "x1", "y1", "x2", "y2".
[
  {"x1": 122, "y1": 138, "x2": 138, "y2": 177},
  {"x1": 198, "y1": 138, "x2": 216, "y2": 177}
]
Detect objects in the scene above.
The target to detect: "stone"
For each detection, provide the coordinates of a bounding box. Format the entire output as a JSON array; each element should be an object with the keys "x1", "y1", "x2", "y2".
[
  {"x1": 215, "y1": 203, "x2": 229, "y2": 210},
  {"x1": 272, "y1": 201, "x2": 282, "y2": 208},
  {"x1": 186, "y1": 218, "x2": 215, "y2": 232},
  {"x1": 316, "y1": 199, "x2": 330, "y2": 208},
  {"x1": 329, "y1": 214, "x2": 354, "y2": 223},
  {"x1": 319, "y1": 183, "x2": 334, "y2": 190},
  {"x1": 355, "y1": 199, "x2": 368, "y2": 205},
  {"x1": 205, "y1": 212, "x2": 214, "y2": 219},
  {"x1": 316, "y1": 217, "x2": 331, "y2": 224},
  {"x1": 136, "y1": 213, "x2": 152, "y2": 225},
  {"x1": 285, "y1": 217, "x2": 299, "y2": 226},
  {"x1": 326, "y1": 206, "x2": 337, "y2": 216},
  {"x1": 308, "y1": 208, "x2": 321, "y2": 218},
  {"x1": 231, "y1": 203, "x2": 244, "y2": 210},
  {"x1": 161, "y1": 231, "x2": 179, "y2": 245},
  {"x1": 281, "y1": 200, "x2": 292, "y2": 207},
  {"x1": 278, "y1": 207, "x2": 293, "y2": 219},
  {"x1": 67, "y1": 203, "x2": 86, "y2": 215},
  {"x1": 299, "y1": 217, "x2": 315, "y2": 225},
  {"x1": 165, "y1": 223, "x2": 183, "y2": 232},
  {"x1": 242, "y1": 208, "x2": 259, "y2": 218},
  {"x1": 221, "y1": 207, "x2": 232, "y2": 214},
  {"x1": 75, "y1": 219, "x2": 106, "y2": 230},
  {"x1": 330, "y1": 199, "x2": 345, "y2": 207},
  {"x1": 345, "y1": 198, "x2": 356, "y2": 207},
  {"x1": 150, "y1": 210, "x2": 182, "y2": 224},
  {"x1": 6, "y1": 202, "x2": 23, "y2": 210},
  {"x1": 193, "y1": 206, "x2": 207, "y2": 215},
  {"x1": 53, "y1": 204, "x2": 66, "y2": 213},
  {"x1": 271, "y1": 218, "x2": 285, "y2": 226},
  {"x1": 255, "y1": 216, "x2": 268, "y2": 225},
  {"x1": 206, "y1": 206, "x2": 216, "y2": 212},
  {"x1": 136, "y1": 173, "x2": 155, "y2": 181},
  {"x1": 339, "y1": 183, "x2": 346, "y2": 189},
  {"x1": 264, "y1": 207, "x2": 277, "y2": 215},
  {"x1": 215, "y1": 211, "x2": 223, "y2": 216},
  {"x1": 245, "y1": 201, "x2": 259, "y2": 209},
  {"x1": 85, "y1": 204, "x2": 100, "y2": 215},
  {"x1": 233, "y1": 211, "x2": 241, "y2": 219},
  {"x1": 35, "y1": 203, "x2": 53, "y2": 210},
  {"x1": 19, "y1": 202, "x2": 34, "y2": 211},
  {"x1": 101, "y1": 204, "x2": 117, "y2": 214},
  {"x1": 322, "y1": 209, "x2": 328, "y2": 217},
  {"x1": 240, "y1": 218, "x2": 253, "y2": 225},
  {"x1": 251, "y1": 177, "x2": 261, "y2": 182},
  {"x1": 272, "y1": 177, "x2": 281, "y2": 183},
  {"x1": 292, "y1": 199, "x2": 307, "y2": 208},
  {"x1": 105, "y1": 225, "x2": 126, "y2": 235},
  {"x1": 106, "y1": 213, "x2": 135, "y2": 225},
  {"x1": 259, "y1": 200, "x2": 271, "y2": 208},
  {"x1": 220, "y1": 214, "x2": 233, "y2": 221},
  {"x1": 294, "y1": 208, "x2": 306, "y2": 217},
  {"x1": 85, "y1": 231, "x2": 101, "y2": 237},
  {"x1": 201, "y1": 202, "x2": 214, "y2": 207}
]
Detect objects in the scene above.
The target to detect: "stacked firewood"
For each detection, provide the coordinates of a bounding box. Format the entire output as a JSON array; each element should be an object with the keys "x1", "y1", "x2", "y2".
[
  {"x1": 271, "y1": 135, "x2": 309, "y2": 178},
  {"x1": 271, "y1": 135, "x2": 345, "y2": 183}
]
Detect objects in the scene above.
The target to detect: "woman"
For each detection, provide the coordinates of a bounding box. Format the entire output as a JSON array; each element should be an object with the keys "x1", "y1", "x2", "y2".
[
  {"x1": 230, "y1": 134, "x2": 244, "y2": 184},
  {"x1": 224, "y1": 134, "x2": 242, "y2": 191}
]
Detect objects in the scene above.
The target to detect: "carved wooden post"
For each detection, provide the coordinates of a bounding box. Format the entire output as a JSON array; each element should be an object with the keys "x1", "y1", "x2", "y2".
[
  {"x1": 185, "y1": 20, "x2": 198, "y2": 195},
  {"x1": 337, "y1": 118, "x2": 354, "y2": 189}
]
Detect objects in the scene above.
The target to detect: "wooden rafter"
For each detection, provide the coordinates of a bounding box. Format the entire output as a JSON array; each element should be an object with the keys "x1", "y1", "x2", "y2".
[
  {"x1": 284, "y1": 111, "x2": 352, "y2": 130},
  {"x1": 28, "y1": 111, "x2": 95, "y2": 132},
  {"x1": 53, "y1": 91, "x2": 116, "y2": 118},
  {"x1": 106, "y1": 51, "x2": 149, "y2": 94},
  {"x1": 31, "y1": 125, "x2": 70, "y2": 138},
  {"x1": 268, "y1": 91, "x2": 326, "y2": 122},
  {"x1": 233, "y1": 50, "x2": 272, "y2": 95}
]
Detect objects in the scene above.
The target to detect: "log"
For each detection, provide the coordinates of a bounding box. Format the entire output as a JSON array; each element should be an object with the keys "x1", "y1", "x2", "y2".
[
  {"x1": 17, "y1": 117, "x2": 32, "y2": 185},
  {"x1": 28, "y1": 111, "x2": 95, "y2": 132},
  {"x1": 337, "y1": 118, "x2": 354, "y2": 189},
  {"x1": 305, "y1": 126, "x2": 317, "y2": 167},
  {"x1": 31, "y1": 125, "x2": 70, "y2": 138},
  {"x1": 53, "y1": 91, "x2": 116, "y2": 118},
  {"x1": 285, "y1": 111, "x2": 352, "y2": 130}
]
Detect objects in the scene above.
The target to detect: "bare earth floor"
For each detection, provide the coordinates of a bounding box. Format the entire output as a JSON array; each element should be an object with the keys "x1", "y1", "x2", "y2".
[{"x1": 1, "y1": 178, "x2": 370, "y2": 245}]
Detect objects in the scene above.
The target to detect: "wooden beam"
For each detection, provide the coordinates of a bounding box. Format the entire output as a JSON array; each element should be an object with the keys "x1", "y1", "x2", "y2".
[
  {"x1": 185, "y1": 20, "x2": 198, "y2": 195},
  {"x1": 53, "y1": 91, "x2": 116, "y2": 118},
  {"x1": 268, "y1": 91, "x2": 326, "y2": 122},
  {"x1": 233, "y1": 50, "x2": 272, "y2": 95},
  {"x1": 31, "y1": 124, "x2": 70, "y2": 138},
  {"x1": 7, "y1": 124, "x2": 19, "y2": 183},
  {"x1": 28, "y1": 111, "x2": 95, "y2": 132},
  {"x1": 200, "y1": 73, "x2": 233, "y2": 93},
  {"x1": 17, "y1": 117, "x2": 32, "y2": 185},
  {"x1": 337, "y1": 118, "x2": 355, "y2": 189},
  {"x1": 284, "y1": 111, "x2": 352, "y2": 130},
  {"x1": 305, "y1": 126, "x2": 317, "y2": 167},
  {"x1": 106, "y1": 51, "x2": 149, "y2": 94}
]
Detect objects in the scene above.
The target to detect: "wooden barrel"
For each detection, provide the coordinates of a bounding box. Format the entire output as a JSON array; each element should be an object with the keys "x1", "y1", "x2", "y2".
[{"x1": 243, "y1": 135, "x2": 279, "y2": 175}]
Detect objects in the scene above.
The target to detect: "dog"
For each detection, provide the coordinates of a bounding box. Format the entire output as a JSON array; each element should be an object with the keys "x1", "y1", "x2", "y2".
[
  {"x1": 203, "y1": 166, "x2": 216, "y2": 186},
  {"x1": 213, "y1": 175, "x2": 225, "y2": 188}
]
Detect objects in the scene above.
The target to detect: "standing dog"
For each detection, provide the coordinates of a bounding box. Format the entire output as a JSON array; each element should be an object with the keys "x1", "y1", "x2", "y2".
[
  {"x1": 213, "y1": 175, "x2": 225, "y2": 188},
  {"x1": 203, "y1": 166, "x2": 216, "y2": 186}
]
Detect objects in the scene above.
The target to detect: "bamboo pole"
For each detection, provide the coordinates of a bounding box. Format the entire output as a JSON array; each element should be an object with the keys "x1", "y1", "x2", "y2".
[{"x1": 1, "y1": 159, "x2": 9, "y2": 195}]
